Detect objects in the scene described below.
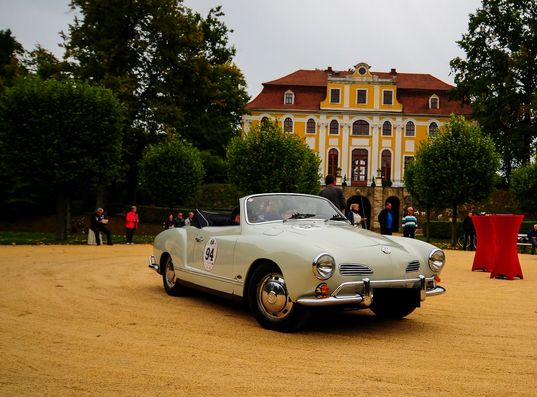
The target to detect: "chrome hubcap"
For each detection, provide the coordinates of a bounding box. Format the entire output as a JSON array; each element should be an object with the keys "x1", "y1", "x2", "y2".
[
  {"x1": 165, "y1": 258, "x2": 176, "y2": 287},
  {"x1": 257, "y1": 273, "x2": 293, "y2": 320}
]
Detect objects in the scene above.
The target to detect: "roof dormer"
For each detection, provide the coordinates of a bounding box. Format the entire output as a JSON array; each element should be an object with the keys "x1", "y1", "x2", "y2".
[
  {"x1": 429, "y1": 94, "x2": 439, "y2": 109},
  {"x1": 284, "y1": 90, "x2": 295, "y2": 105}
]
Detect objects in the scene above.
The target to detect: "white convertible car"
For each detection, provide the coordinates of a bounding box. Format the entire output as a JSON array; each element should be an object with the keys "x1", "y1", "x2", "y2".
[{"x1": 149, "y1": 193, "x2": 446, "y2": 331}]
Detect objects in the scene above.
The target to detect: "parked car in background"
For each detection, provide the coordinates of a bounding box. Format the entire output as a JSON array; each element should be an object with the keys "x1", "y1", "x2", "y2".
[{"x1": 149, "y1": 193, "x2": 446, "y2": 331}]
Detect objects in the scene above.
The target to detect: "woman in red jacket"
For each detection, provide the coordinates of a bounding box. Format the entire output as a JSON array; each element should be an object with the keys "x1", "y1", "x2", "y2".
[{"x1": 125, "y1": 206, "x2": 140, "y2": 244}]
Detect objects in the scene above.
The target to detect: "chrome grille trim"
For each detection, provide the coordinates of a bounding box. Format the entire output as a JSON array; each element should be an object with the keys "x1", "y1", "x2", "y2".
[
  {"x1": 339, "y1": 263, "x2": 373, "y2": 276},
  {"x1": 406, "y1": 260, "x2": 421, "y2": 272}
]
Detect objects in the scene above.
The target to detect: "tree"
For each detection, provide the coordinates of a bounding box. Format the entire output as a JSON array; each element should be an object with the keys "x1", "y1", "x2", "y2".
[
  {"x1": 450, "y1": 0, "x2": 537, "y2": 179},
  {"x1": 0, "y1": 29, "x2": 27, "y2": 88},
  {"x1": 0, "y1": 78, "x2": 125, "y2": 240},
  {"x1": 138, "y1": 138, "x2": 205, "y2": 209},
  {"x1": 510, "y1": 162, "x2": 537, "y2": 213},
  {"x1": 404, "y1": 115, "x2": 500, "y2": 246},
  {"x1": 226, "y1": 121, "x2": 321, "y2": 195},
  {"x1": 62, "y1": 0, "x2": 248, "y2": 196}
]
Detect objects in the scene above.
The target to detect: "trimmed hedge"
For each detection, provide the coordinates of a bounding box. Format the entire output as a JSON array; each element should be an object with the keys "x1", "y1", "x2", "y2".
[{"x1": 422, "y1": 219, "x2": 536, "y2": 239}]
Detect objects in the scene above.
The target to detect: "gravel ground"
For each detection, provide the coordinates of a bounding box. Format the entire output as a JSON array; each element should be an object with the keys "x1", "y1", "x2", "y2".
[{"x1": 1, "y1": 245, "x2": 536, "y2": 396}]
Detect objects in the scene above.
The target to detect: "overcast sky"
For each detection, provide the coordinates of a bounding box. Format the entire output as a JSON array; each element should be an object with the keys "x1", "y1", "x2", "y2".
[{"x1": 0, "y1": 0, "x2": 482, "y2": 98}]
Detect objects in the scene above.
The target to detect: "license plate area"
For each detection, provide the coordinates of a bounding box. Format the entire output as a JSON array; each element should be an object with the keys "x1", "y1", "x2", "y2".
[{"x1": 372, "y1": 288, "x2": 421, "y2": 307}]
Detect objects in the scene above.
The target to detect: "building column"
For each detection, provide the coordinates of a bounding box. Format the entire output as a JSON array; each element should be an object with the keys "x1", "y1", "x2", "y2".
[
  {"x1": 319, "y1": 121, "x2": 327, "y2": 179},
  {"x1": 371, "y1": 121, "x2": 380, "y2": 182},
  {"x1": 342, "y1": 121, "x2": 350, "y2": 181},
  {"x1": 394, "y1": 122, "x2": 402, "y2": 186}
]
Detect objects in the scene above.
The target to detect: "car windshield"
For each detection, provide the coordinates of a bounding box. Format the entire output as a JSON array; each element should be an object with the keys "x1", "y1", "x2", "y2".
[{"x1": 246, "y1": 194, "x2": 345, "y2": 224}]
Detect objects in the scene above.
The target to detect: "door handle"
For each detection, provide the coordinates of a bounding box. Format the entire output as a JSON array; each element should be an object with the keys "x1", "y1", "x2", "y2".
[{"x1": 195, "y1": 236, "x2": 204, "y2": 242}]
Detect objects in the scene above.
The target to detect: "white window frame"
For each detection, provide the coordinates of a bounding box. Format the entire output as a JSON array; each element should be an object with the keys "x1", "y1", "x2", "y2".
[
  {"x1": 284, "y1": 90, "x2": 295, "y2": 105},
  {"x1": 330, "y1": 88, "x2": 341, "y2": 104},
  {"x1": 382, "y1": 89, "x2": 393, "y2": 105},
  {"x1": 356, "y1": 89, "x2": 368, "y2": 104}
]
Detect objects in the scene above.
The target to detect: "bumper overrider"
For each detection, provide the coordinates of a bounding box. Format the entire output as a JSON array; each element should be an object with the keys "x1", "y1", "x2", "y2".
[
  {"x1": 148, "y1": 255, "x2": 159, "y2": 272},
  {"x1": 297, "y1": 275, "x2": 445, "y2": 307}
]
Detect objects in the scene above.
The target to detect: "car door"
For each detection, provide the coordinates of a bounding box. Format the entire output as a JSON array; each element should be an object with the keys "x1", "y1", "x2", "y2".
[{"x1": 186, "y1": 225, "x2": 241, "y2": 293}]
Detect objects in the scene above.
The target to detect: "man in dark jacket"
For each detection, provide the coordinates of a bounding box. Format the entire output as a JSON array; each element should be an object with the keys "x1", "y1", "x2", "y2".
[
  {"x1": 462, "y1": 211, "x2": 476, "y2": 250},
  {"x1": 377, "y1": 202, "x2": 393, "y2": 235},
  {"x1": 90, "y1": 208, "x2": 113, "y2": 245},
  {"x1": 319, "y1": 174, "x2": 346, "y2": 211}
]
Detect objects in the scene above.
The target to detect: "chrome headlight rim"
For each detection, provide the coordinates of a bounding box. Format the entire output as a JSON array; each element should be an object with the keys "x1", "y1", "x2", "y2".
[
  {"x1": 428, "y1": 248, "x2": 445, "y2": 272},
  {"x1": 312, "y1": 253, "x2": 335, "y2": 280}
]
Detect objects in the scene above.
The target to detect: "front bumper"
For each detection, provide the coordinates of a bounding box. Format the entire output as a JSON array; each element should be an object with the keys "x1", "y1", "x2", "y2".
[
  {"x1": 297, "y1": 275, "x2": 445, "y2": 307},
  {"x1": 148, "y1": 255, "x2": 160, "y2": 273}
]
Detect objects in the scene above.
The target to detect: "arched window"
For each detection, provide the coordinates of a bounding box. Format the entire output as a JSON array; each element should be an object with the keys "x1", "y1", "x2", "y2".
[
  {"x1": 382, "y1": 121, "x2": 392, "y2": 136},
  {"x1": 284, "y1": 90, "x2": 294, "y2": 105},
  {"x1": 381, "y1": 150, "x2": 392, "y2": 181},
  {"x1": 351, "y1": 149, "x2": 368, "y2": 185},
  {"x1": 306, "y1": 118, "x2": 316, "y2": 134},
  {"x1": 429, "y1": 95, "x2": 439, "y2": 109},
  {"x1": 352, "y1": 120, "x2": 369, "y2": 135},
  {"x1": 429, "y1": 122, "x2": 439, "y2": 137},
  {"x1": 329, "y1": 120, "x2": 339, "y2": 135},
  {"x1": 261, "y1": 117, "x2": 270, "y2": 126},
  {"x1": 405, "y1": 121, "x2": 415, "y2": 137},
  {"x1": 328, "y1": 149, "x2": 339, "y2": 178},
  {"x1": 284, "y1": 117, "x2": 293, "y2": 133}
]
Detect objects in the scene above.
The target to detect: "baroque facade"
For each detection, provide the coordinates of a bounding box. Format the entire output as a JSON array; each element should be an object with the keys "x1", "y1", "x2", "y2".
[{"x1": 242, "y1": 62, "x2": 471, "y2": 231}]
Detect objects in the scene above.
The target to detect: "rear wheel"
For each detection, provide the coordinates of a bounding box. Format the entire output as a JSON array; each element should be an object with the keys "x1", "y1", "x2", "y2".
[
  {"x1": 248, "y1": 263, "x2": 309, "y2": 332},
  {"x1": 162, "y1": 255, "x2": 186, "y2": 296}
]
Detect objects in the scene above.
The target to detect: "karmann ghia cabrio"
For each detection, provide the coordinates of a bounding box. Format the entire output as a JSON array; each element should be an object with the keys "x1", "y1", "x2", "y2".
[{"x1": 149, "y1": 193, "x2": 446, "y2": 331}]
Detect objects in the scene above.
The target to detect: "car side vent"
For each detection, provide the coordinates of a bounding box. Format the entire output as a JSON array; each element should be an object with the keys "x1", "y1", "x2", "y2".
[
  {"x1": 339, "y1": 263, "x2": 373, "y2": 276},
  {"x1": 406, "y1": 260, "x2": 420, "y2": 272}
]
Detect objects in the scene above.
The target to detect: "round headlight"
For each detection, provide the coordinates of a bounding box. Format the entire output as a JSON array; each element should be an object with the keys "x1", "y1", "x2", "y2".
[
  {"x1": 428, "y1": 248, "x2": 446, "y2": 272},
  {"x1": 312, "y1": 253, "x2": 335, "y2": 280}
]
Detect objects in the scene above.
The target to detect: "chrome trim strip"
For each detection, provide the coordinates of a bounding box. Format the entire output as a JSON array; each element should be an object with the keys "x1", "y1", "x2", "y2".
[
  {"x1": 425, "y1": 286, "x2": 445, "y2": 297},
  {"x1": 175, "y1": 265, "x2": 244, "y2": 286}
]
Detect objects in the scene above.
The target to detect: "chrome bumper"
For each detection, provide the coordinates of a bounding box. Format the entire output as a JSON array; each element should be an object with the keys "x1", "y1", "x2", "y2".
[
  {"x1": 297, "y1": 275, "x2": 445, "y2": 307},
  {"x1": 148, "y1": 255, "x2": 159, "y2": 273}
]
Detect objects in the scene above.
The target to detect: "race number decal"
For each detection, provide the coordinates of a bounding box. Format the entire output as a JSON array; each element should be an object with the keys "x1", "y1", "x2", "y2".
[{"x1": 203, "y1": 238, "x2": 218, "y2": 271}]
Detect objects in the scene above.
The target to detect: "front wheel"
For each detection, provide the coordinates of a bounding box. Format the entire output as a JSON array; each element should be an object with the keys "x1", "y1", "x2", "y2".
[{"x1": 248, "y1": 264, "x2": 309, "y2": 332}]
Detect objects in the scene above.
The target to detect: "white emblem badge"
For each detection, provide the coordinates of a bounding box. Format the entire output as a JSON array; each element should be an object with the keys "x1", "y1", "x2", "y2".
[{"x1": 381, "y1": 246, "x2": 391, "y2": 254}]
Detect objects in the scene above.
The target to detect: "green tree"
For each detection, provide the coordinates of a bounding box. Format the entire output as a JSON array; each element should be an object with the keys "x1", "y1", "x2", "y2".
[
  {"x1": 62, "y1": 0, "x2": 248, "y2": 196},
  {"x1": 510, "y1": 162, "x2": 537, "y2": 213},
  {"x1": 450, "y1": 0, "x2": 537, "y2": 179},
  {"x1": 227, "y1": 120, "x2": 321, "y2": 195},
  {"x1": 404, "y1": 115, "x2": 500, "y2": 245},
  {"x1": 26, "y1": 45, "x2": 66, "y2": 80},
  {"x1": 0, "y1": 29, "x2": 27, "y2": 88},
  {"x1": 138, "y1": 138, "x2": 205, "y2": 209},
  {"x1": 0, "y1": 78, "x2": 125, "y2": 240}
]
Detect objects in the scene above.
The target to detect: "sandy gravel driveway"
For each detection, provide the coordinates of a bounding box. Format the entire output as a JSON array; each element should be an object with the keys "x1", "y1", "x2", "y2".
[{"x1": 1, "y1": 245, "x2": 536, "y2": 396}]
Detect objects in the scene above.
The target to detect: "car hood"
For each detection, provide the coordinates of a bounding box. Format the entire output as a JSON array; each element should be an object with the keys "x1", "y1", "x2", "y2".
[{"x1": 260, "y1": 220, "x2": 403, "y2": 250}]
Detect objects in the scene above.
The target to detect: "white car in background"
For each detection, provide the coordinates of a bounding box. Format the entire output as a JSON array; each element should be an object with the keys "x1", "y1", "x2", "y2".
[{"x1": 149, "y1": 193, "x2": 446, "y2": 331}]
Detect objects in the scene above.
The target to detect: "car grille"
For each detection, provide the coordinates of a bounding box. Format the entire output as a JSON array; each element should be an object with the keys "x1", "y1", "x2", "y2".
[
  {"x1": 339, "y1": 263, "x2": 373, "y2": 276},
  {"x1": 406, "y1": 260, "x2": 421, "y2": 272}
]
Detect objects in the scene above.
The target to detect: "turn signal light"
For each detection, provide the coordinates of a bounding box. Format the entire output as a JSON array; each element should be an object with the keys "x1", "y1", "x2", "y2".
[
  {"x1": 435, "y1": 275, "x2": 441, "y2": 283},
  {"x1": 315, "y1": 283, "x2": 330, "y2": 298}
]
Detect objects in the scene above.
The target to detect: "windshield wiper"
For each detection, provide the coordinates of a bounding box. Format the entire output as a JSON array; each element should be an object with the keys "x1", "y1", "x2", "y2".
[
  {"x1": 326, "y1": 214, "x2": 348, "y2": 222},
  {"x1": 283, "y1": 213, "x2": 316, "y2": 221}
]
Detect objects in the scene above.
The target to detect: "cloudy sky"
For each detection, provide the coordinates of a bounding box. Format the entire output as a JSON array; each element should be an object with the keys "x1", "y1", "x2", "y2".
[{"x1": 0, "y1": 0, "x2": 482, "y2": 98}]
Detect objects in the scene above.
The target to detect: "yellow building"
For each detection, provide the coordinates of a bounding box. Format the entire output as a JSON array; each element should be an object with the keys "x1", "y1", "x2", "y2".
[{"x1": 243, "y1": 62, "x2": 471, "y2": 188}]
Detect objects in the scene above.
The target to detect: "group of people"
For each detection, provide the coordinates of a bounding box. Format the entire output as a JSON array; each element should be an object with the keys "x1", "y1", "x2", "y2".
[
  {"x1": 163, "y1": 212, "x2": 194, "y2": 229},
  {"x1": 319, "y1": 174, "x2": 418, "y2": 237},
  {"x1": 90, "y1": 206, "x2": 140, "y2": 246}
]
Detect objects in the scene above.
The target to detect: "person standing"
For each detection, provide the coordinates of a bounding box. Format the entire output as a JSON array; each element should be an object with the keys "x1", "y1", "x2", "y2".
[
  {"x1": 378, "y1": 202, "x2": 393, "y2": 235},
  {"x1": 319, "y1": 174, "x2": 346, "y2": 211},
  {"x1": 163, "y1": 213, "x2": 175, "y2": 229},
  {"x1": 527, "y1": 224, "x2": 537, "y2": 255},
  {"x1": 185, "y1": 212, "x2": 195, "y2": 226},
  {"x1": 347, "y1": 203, "x2": 363, "y2": 228},
  {"x1": 462, "y1": 211, "x2": 476, "y2": 250},
  {"x1": 401, "y1": 206, "x2": 418, "y2": 238},
  {"x1": 174, "y1": 212, "x2": 186, "y2": 227},
  {"x1": 90, "y1": 208, "x2": 113, "y2": 245},
  {"x1": 125, "y1": 206, "x2": 139, "y2": 245}
]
